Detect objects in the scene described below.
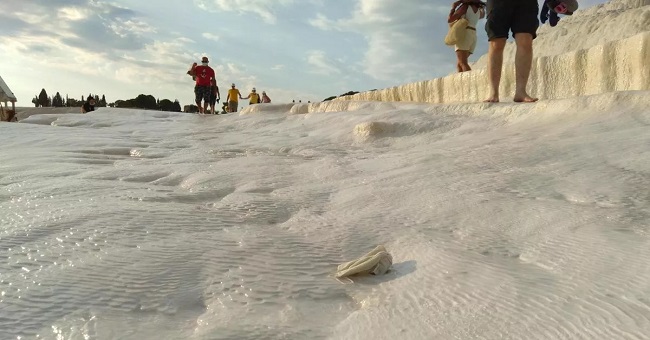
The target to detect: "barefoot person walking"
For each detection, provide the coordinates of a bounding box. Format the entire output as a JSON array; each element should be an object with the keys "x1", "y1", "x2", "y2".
[
  {"x1": 227, "y1": 83, "x2": 243, "y2": 112},
  {"x1": 484, "y1": 0, "x2": 539, "y2": 103},
  {"x1": 448, "y1": 0, "x2": 486, "y2": 72},
  {"x1": 261, "y1": 91, "x2": 271, "y2": 103},
  {"x1": 192, "y1": 56, "x2": 216, "y2": 113}
]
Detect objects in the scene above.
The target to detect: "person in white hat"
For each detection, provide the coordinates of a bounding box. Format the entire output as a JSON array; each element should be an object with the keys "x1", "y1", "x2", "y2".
[
  {"x1": 226, "y1": 83, "x2": 242, "y2": 112},
  {"x1": 243, "y1": 87, "x2": 261, "y2": 105},
  {"x1": 192, "y1": 56, "x2": 216, "y2": 114}
]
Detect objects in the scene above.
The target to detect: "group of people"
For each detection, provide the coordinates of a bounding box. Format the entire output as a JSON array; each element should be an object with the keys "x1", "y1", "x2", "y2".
[
  {"x1": 448, "y1": 0, "x2": 576, "y2": 103},
  {"x1": 189, "y1": 56, "x2": 271, "y2": 115}
]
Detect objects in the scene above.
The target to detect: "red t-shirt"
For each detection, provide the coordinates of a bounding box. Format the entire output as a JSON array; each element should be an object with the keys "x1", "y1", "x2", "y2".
[{"x1": 194, "y1": 65, "x2": 215, "y2": 86}]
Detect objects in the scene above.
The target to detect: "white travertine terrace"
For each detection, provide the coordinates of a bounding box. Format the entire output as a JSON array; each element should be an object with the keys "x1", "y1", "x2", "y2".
[{"x1": 331, "y1": 0, "x2": 650, "y2": 104}]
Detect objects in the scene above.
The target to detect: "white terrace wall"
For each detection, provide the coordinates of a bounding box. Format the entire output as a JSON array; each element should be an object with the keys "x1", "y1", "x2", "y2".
[{"x1": 334, "y1": 0, "x2": 650, "y2": 104}]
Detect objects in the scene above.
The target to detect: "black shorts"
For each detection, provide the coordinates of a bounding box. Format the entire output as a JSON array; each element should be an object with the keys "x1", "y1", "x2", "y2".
[
  {"x1": 194, "y1": 85, "x2": 211, "y2": 103},
  {"x1": 485, "y1": 0, "x2": 539, "y2": 40}
]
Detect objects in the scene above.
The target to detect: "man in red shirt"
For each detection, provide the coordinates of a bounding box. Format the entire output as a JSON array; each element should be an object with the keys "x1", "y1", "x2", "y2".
[{"x1": 192, "y1": 56, "x2": 216, "y2": 114}]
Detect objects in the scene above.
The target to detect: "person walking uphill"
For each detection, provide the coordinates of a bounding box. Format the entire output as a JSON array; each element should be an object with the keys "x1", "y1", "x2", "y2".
[
  {"x1": 227, "y1": 83, "x2": 242, "y2": 112},
  {"x1": 261, "y1": 91, "x2": 271, "y2": 103},
  {"x1": 210, "y1": 79, "x2": 220, "y2": 114},
  {"x1": 192, "y1": 56, "x2": 216, "y2": 113},
  {"x1": 484, "y1": 0, "x2": 538, "y2": 103},
  {"x1": 448, "y1": 0, "x2": 486, "y2": 72},
  {"x1": 243, "y1": 88, "x2": 261, "y2": 105}
]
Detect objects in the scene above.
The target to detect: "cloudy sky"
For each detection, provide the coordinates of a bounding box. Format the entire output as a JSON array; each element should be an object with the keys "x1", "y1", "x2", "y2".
[{"x1": 0, "y1": 0, "x2": 607, "y2": 107}]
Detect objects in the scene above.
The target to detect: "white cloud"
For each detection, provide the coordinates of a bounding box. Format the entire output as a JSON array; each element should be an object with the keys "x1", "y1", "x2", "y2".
[
  {"x1": 193, "y1": 0, "x2": 296, "y2": 24},
  {"x1": 177, "y1": 37, "x2": 195, "y2": 44},
  {"x1": 109, "y1": 19, "x2": 157, "y2": 38},
  {"x1": 310, "y1": 0, "x2": 453, "y2": 82},
  {"x1": 58, "y1": 7, "x2": 92, "y2": 21},
  {"x1": 202, "y1": 32, "x2": 220, "y2": 42},
  {"x1": 271, "y1": 64, "x2": 285, "y2": 71},
  {"x1": 224, "y1": 63, "x2": 243, "y2": 74},
  {"x1": 139, "y1": 39, "x2": 196, "y2": 65},
  {"x1": 16, "y1": 12, "x2": 46, "y2": 25},
  {"x1": 0, "y1": 0, "x2": 200, "y2": 101},
  {"x1": 308, "y1": 13, "x2": 335, "y2": 31},
  {"x1": 306, "y1": 50, "x2": 342, "y2": 75}
]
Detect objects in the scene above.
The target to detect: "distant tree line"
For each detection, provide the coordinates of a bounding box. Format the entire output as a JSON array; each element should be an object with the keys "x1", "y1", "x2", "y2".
[
  {"x1": 112, "y1": 94, "x2": 181, "y2": 112},
  {"x1": 31, "y1": 89, "x2": 182, "y2": 112},
  {"x1": 323, "y1": 91, "x2": 362, "y2": 102},
  {"x1": 32, "y1": 89, "x2": 107, "y2": 108}
]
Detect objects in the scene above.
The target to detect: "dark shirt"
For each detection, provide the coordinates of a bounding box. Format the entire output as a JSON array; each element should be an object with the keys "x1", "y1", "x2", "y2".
[{"x1": 82, "y1": 102, "x2": 95, "y2": 113}]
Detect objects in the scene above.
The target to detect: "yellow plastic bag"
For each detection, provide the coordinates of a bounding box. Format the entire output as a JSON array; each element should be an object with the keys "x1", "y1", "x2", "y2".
[{"x1": 444, "y1": 18, "x2": 468, "y2": 46}]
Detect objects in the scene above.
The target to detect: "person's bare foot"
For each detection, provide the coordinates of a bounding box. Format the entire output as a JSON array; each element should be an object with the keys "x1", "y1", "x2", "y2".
[
  {"x1": 484, "y1": 96, "x2": 499, "y2": 103},
  {"x1": 513, "y1": 93, "x2": 538, "y2": 103}
]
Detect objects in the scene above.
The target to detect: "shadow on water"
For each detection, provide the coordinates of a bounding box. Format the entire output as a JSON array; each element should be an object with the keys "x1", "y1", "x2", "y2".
[{"x1": 348, "y1": 260, "x2": 417, "y2": 285}]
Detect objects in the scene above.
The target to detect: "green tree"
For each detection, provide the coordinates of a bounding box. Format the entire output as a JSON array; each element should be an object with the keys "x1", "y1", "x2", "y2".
[
  {"x1": 38, "y1": 88, "x2": 49, "y2": 107},
  {"x1": 158, "y1": 99, "x2": 174, "y2": 111},
  {"x1": 134, "y1": 94, "x2": 157, "y2": 109},
  {"x1": 99, "y1": 95, "x2": 107, "y2": 107},
  {"x1": 52, "y1": 92, "x2": 64, "y2": 107},
  {"x1": 67, "y1": 98, "x2": 80, "y2": 107},
  {"x1": 172, "y1": 100, "x2": 182, "y2": 112},
  {"x1": 110, "y1": 95, "x2": 183, "y2": 111},
  {"x1": 32, "y1": 96, "x2": 39, "y2": 107}
]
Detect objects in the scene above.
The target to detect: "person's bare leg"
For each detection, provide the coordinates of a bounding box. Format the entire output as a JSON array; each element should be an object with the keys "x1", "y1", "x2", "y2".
[
  {"x1": 196, "y1": 101, "x2": 203, "y2": 113},
  {"x1": 455, "y1": 50, "x2": 463, "y2": 73},
  {"x1": 513, "y1": 33, "x2": 538, "y2": 103},
  {"x1": 485, "y1": 38, "x2": 506, "y2": 102},
  {"x1": 460, "y1": 51, "x2": 471, "y2": 72}
]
